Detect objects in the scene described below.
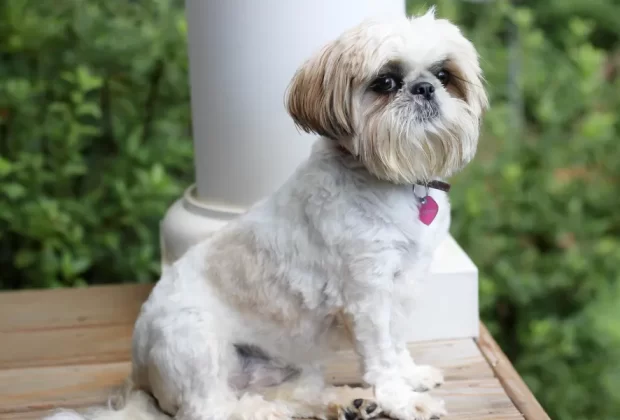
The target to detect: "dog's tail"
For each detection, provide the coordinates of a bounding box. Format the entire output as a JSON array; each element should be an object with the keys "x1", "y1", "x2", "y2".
[{"x1": 41, "y1": 379, "x2": 171, "y2": 420}]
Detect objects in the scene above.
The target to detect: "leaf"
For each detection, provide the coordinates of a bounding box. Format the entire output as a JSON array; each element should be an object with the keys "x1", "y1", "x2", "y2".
[
  {"x1": 76, "y1": 102, "x2": 102, "y2": 118},
  {"x1": 0, "y1": 157, "x2": 13, "y2": 177},
  {"x1": 76, "y1": 65, "x2": 103, "y2": 92},
  {"x1": 2, "y1": 183, "x2": 27, "y2": 199}
]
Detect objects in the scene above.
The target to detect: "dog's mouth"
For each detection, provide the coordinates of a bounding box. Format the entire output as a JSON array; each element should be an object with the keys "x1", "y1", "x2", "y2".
[{"x1": 412, "y1": 100, "x2": 440, "y2": 122}]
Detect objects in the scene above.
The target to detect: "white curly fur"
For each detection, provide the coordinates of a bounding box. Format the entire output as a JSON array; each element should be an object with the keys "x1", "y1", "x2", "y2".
[{"x1": 44, "y1": 9, "x2": 487, "y2": 420}]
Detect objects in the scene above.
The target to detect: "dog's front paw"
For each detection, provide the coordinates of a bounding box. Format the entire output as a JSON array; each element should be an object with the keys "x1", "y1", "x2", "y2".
[
  {"x1": 404, "y1": 365, "x2": 444, "y2": 392},
  {"x1": 336, "y1": 398, "x2": 383, "y2": 420},
  {"x1": 375, "y1": 382, "x2": 446, "y2": 420}
]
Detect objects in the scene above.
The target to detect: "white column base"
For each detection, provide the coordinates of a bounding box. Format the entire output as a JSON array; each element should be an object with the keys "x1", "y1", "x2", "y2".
[
  {"x1": 406, "y1": 236, "x2": 479, "y2": 341},
  {"x1": 160, "y1": 189, "x2": 479, "y2": 342},
  {"x1": 160, "y1": 185, "x2": 245, "y2": 267}
]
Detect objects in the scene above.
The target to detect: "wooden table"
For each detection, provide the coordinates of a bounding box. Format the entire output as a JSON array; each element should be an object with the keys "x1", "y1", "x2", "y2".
[{"x1": 0, "y1": 284, "x2": 549, "y2": 420}]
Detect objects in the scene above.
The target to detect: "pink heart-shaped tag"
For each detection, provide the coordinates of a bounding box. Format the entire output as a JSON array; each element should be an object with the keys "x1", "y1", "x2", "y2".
[{"x1": 418, "y1": 196, "x2": 439, "y2": 226}]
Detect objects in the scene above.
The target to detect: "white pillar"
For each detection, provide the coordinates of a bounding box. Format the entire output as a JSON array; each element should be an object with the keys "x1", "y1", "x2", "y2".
[
  {"x1": 188, "y1": 0, "x2": 406, "y2": 210},
  {"x1": 161, "y1": 0, "x2": 405, "y2": 264},
  {"x1": 161, "y1": 0, "x2": 480, "y2": 342}
]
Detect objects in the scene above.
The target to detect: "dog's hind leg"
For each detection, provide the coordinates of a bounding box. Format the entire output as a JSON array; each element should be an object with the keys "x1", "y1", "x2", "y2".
[
  {"x1": 137, "y1": 310, "x2": 236, "y2": 420},
  {"x1": 140, "y1": 312, "x2": 296, "y2": 420}
]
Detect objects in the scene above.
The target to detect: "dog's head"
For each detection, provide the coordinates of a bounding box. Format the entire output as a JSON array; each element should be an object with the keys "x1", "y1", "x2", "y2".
[{"x1": 286, "y1": 8, "x2": 488, "y2": 184}]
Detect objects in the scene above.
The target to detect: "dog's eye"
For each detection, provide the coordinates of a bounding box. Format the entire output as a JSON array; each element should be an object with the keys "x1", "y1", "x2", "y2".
[
  {"x1": 436, "y1": 70, "x2": 450, "y2": 86},
  {"x1": 370, "y1": 74, "x2": 401, "y2": 93}
]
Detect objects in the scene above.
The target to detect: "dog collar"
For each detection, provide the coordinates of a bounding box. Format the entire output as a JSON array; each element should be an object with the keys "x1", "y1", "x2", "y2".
[
  {"x1": 418, "y1": 180, "x2": 451, "y2": 193},
  {"x1": 413, "y1": 180, "x2": 450, "y2": 226}
]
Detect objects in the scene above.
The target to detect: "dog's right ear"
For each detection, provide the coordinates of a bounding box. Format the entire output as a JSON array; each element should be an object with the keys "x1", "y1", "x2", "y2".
[{"x1": 285, "y1": 43, "x2": 354, "y2": 140}]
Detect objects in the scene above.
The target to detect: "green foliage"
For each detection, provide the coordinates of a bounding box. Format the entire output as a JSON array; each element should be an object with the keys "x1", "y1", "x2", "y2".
[
  {"x1": 0, "y1": 0, "x2": 193, "y2": 289},
  {"x1": 409, "y1": 0, "x2": 620, "y2": 418},
  {"x1": 1, "y1": 0, "x2": 619, "y2": 419}
]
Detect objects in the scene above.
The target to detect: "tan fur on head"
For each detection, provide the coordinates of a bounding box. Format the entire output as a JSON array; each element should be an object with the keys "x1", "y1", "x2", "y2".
[
  {"x1": 285, "y1": 41, "x2": 356, "y2": 140},
  {"x1": 286, "y1": 8, "x2": 488, "y2": 184}
]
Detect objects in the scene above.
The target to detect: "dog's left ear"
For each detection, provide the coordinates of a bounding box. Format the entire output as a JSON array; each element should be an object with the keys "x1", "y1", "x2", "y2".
[
  {"x1": 285, "y1": 42, "x2": 354, "y2": 140},
  {"x1": 466, "y1": 73, "x2": 489, "y2": 120},
  {"x1": 462, "y1": 48, "x2": 489, "y2": 119},
  {"x1": 453, "y1": 34, "x2": 490, "y2": 119}
]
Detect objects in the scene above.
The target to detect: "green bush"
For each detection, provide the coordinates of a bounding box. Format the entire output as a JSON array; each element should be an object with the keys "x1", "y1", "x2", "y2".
[
  {"x1": 1, "y1": 0, "x2": 619, "y2": 419},
  {"x1": 413, "y1": 1, "x2": 620, "y2": 419},
  {"x1": 0, "y1": 0, "x2": 193, "y2": 288}
]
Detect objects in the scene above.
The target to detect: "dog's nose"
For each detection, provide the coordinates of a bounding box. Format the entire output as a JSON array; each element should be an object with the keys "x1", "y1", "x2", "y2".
[{"x1": 411, "y1": 82, "x2": 435, "y2": 100}]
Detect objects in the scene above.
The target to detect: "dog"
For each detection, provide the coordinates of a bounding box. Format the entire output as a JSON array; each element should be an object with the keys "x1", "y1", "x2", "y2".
[{"x1": 45, "y1": 7, "x2": 487, "y2": 420}]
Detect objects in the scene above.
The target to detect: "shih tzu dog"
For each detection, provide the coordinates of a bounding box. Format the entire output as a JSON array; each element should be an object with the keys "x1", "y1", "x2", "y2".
[{"x1": 45, "y1": 7, "x2": 487, "y2": 420}]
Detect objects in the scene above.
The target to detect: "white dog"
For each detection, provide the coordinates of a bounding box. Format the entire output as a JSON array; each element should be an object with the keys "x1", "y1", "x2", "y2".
[{"x1": 46, "y1": 8, "x2": 487, "y2": 420}]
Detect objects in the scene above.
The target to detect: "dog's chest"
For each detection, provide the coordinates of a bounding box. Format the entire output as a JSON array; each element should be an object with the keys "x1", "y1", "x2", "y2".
[
  {"x1": 388, "y1": 187, "x2": 451, "y2": 253},
  {"x1": 414, "y1": 188, "x2": 450, "y2": 250},
  {"x1": 384, "y1": 188, "x2": 450, "y2": 294}
]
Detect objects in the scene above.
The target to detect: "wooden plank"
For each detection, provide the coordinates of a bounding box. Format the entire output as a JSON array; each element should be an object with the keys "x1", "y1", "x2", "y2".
[
  {"x1": 0, "y1": 284, "x2": 151, "y2": 370},
  {"x1": 476, "y1": 323, "x2": 549, "y2": 420},
  {"x1": 1, "y1": 411, "x2": 47, "y2": 420},
  {"x1": 3, "y1": 406, "x2": 525, "y2": 420},
  {"x1": 0, "y1": 284, "x2": 493, "y2": 381},
  {"x1": 0, "y1": 284, "x2": 152, "y2": 331},
  {"x1": 0, "y1": 325, "x2": 134, "y2": 370},
  {"x1": 434, "y1": 379, "x2": 523, "y2": 420},
  {"x1": 0, "y1": 283, "x2": 532, "y2": 420},
  {"x1": 1, "y1": 333, "x2": 493, "y2": 379},
  {"x1": 326, "y1": 339, "x2": 494, "y2": 385},
  {"x1": 0, "y1": 360, "x2": 521, "y2": 420},
  {"x1": 0, "y1": 362, "x2": 127, "y2": 416},
  {"x1": 0, "y1": 325, "x2": 493, "y2": 380},
  {"x1": 0, "y1": 339, "x2": 491, "y2": 413}
]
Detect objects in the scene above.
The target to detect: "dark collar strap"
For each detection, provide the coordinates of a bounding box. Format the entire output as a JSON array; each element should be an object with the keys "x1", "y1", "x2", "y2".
[{"x1": 426, "y1": 180, "x2": 451, "y2": 192}]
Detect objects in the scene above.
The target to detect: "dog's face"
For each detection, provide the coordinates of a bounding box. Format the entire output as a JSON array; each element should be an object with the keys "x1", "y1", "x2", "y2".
[{"x1": 286, "y1": 8, "x2": 488, "y2": 184}]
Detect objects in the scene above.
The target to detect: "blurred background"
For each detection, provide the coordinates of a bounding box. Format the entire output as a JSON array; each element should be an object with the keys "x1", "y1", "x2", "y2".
[{"x1": 1, "y1": 0, "x2": 619, "y2": 418}]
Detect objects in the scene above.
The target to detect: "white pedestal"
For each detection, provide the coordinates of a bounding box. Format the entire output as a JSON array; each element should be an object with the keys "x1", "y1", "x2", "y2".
[{"x1": 405, "y1": 236, "x2": 479, "y2": 341}]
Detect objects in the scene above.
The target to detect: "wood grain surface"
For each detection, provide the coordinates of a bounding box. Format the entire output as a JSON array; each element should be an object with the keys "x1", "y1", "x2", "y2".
[
  {"x1": 476, "y1": 323, "x2": 550, "y2": 420},
  {"x1": 0, "y1": 284, "x2": 546, "y2": 420}
]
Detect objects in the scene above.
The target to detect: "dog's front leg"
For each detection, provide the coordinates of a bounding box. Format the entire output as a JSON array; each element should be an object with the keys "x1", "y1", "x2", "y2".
[
  {"x1": 393, "y1": 343, "x2": 444, "y2": 394},
  {"x1": 391, "y1": 295, "x2": 444, "y2": 393},
  {"x1": 343, "y1": 274, "x2": 446, "y2": 420}
]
